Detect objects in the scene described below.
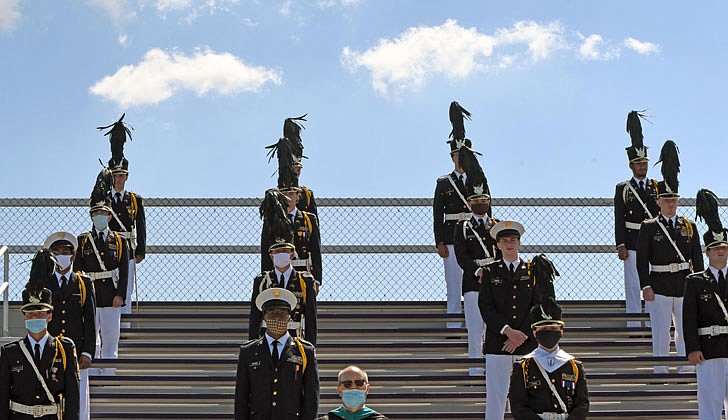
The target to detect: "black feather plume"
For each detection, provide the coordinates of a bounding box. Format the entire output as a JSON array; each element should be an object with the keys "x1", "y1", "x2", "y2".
[
  {"x1": 259, "y1": 188, "x2": 293, "y2": 244},
  {"x1": 655, "y1": 140, "x2": 680, "y2": 192},
  {"x1": 90, "y1": 163, "x2": 113, "y2": 207},
  {"x1": 24, "y1": 249, "x2": 56, "y2": 297},
  {"x1": 283, "y1": 114, "x2": 307, "y2": 159},
  {"x1": 449, "y1": 101, "x2": 471, "y2": 140},
  {"x1": 531, "y1": 254, "x2": 559, "y2": 303},
  {"x1": 697, "y1": 189, "x2": 723, "y2": 233},
  {"x1": 97, "y1": 113, "x2": 133, "y2": 168},
  {"x1": 625, "y1": 110, "x2": 650, "y2": 149}
]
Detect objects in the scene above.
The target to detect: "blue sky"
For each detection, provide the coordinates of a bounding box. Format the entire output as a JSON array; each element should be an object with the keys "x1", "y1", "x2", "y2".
[{"x1": 2, "y1": 1, "x2": 727, "y2": 199}]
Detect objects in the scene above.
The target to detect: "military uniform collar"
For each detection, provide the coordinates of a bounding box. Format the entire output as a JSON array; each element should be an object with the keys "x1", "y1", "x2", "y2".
[
  {"x1": 274, "y1": 267, "x2": 294, "y2": 286},
  {"x1": 659, "y1": 215, "x2": 678, "y2": 225},
  {"x1": 264, "y1": 332, "x2": 290, "y2": 347},
  {"x1": 451, "y1": 170, "x2": 466, "y2": 182},
  {"x1": 289, "y1": 208, "x2": 299, "y2": 220},
  {"x1": 502, "y1": 258, "x2": 522, "y2": 269},
  {"x1": 112, "y1": 189, "x2": 126, "y2": 199},
  {"x1": 708, "y1": 266, "x2": 728, "y2": 280},
  {"x1": 26, "y1": 332, "x2": 51, "y2": 352},
  {"x1": 95, "y1": 228, "x2": 111, "y2": 237},
  {"x1": 54, "y1": 270, "x2": 73, "y2": 283},
  {"x1": 631, "y1": 177, "x2": 648, "y2": 186},
  {"x1": 528, "y1": 346, "x2": 574, "y2": 373}
]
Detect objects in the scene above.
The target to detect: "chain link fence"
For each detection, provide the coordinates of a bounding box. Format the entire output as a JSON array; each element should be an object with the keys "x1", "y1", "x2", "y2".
[{"x1": 0, "y1": 197, "x2": 723, "y2": 302}]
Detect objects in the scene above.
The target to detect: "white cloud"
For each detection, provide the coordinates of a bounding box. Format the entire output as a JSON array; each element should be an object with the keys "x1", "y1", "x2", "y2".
[
  {"x1": 341, "y1": 19, "x2": 566, "y2": 97},
  {"x1": 156, "y1": 0, "x2": 193, "y2": 11},
  {"x1": 279, "y1": 0, "x2": 292, "y2": 15},
  {"x1": 118, "y1": 33, "x2": 128, "y2": 46},
  {"x1": 89, "y1": 48, "x2": 282, "y2": 107},
  {"x1": 87, "y1": 0, "x2": 136, "y2": 22},
  {"x1": 623, "y1": 37, "x2": 660, "y2": 55},
  {"x1": 577, "y1": 34, "x2": 619, "y2": 61},
  {"x1": 0, "y1": 0, "x2": 21, "y2": 32},
  {"x1": 318, "y1": 0, "x2": 361, "y2": 8}
]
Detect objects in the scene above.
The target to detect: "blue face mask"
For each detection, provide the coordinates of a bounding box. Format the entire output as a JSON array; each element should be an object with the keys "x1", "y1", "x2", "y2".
[
  {"x1": 341, "y1": 389, "x2": 367, "y2": 409},
  {"x1": 92, "y1": 215, "x2": 109, "y2": 231},
  {"x1": 25, "y1": 318, "x2": 47, "y2": 334}
]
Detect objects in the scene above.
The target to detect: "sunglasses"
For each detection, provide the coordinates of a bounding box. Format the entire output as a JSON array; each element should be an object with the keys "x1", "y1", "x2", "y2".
[{"x1": 339, "y1": 379, "x2": 367, "y2": 388}]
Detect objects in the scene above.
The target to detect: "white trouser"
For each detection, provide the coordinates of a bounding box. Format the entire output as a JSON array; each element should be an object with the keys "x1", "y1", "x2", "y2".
[
  {"x1": 444, "y1": 245, "x2": 463, "y2": 327},
  {"x1": 485, "y1": 353, "x2": 518, "y2": 420},
  {"x1": 79, "y1": 367, "x2": 90, "y2": 420},
  {"x1": 624, "y1": 250, "x2": 642, "y2": 326},
  {"x1": 697, "y1": 358, "x2": 728, "y2": 420},
  {"x1": 121, "y1": 258, "x2": 136, "y2": 316},
  {"x1": 96, "y1": 307, "x2": 122, "y2": 359},
  {"x1": 646, "y1": 294, "x2": 685, "y2": 373},
  {"x1": 464, "y1": 291, "x2": 485, "y2": 359}
]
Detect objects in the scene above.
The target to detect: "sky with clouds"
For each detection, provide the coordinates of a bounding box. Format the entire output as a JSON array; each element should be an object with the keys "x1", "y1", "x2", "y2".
[{"x1": 2, "y1": 0, "x2": 727, "y2": 199}]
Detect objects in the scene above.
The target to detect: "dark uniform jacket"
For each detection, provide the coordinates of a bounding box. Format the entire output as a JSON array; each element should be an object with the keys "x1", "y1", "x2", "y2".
[
  {"x1": 683, "y1": 269, "x2": 728, "y2": 360},
  {"x1": 261, "y1": 210, "x2": 322, "y2": 284},
  {"x1": 296, "y1": 187, "x2": 317, "y2": 216},
  {"x1": 433, "y1": 172, "x2": 470, "y2": 246},
  {"x1": 636, "y1": 215, "x2": 704, "y2": 297},
  {"x1": 315, "y1": 412, "x2": 388, "y2": 420},
  {"x1": 509, "y1": 355, "x2": 589, "y2": 420},
  {"x1": 478, "y1": 259, "x2": 539, "y2": 355},
  {"x1": 47, "y1": 272, "x2": 96, "y2": 359},
  {"x1": 0, "y1": 335, "x2": 80, "y2": 420},
  {"x1": 108, "y1": 190, "x2": 147, "y2": 259},
  {"x1": 249, "y1": 269, "x2": 318, "y2": 344},
  {"x1": 454, "y1": 216, "x2": 500, "y2": 294},
  {"x1": 73, "y1": 230, "x2": 129, "y2": 307},
  {"x1": 614, "y1": 178, "x2": 659, "y2": 250},
  {"x1": 234, "y1": 335, "x2": 319, "y2": 420}
]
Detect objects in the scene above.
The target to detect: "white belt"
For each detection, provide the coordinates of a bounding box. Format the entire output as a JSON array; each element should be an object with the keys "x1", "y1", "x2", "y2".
[
  {"x1": 261, "y1": 320, "x2": 302, "y2": 329},
  {"x1": 9, "y1": 401, "x2": 58, "y2": 417},
  {"x1": 444, "y1": 212, "x2": 472, "y2": 221},
  {"x1": 651, "y1": 262, "x2": 691, "y2": 273},
  {"x1": 625, "y1": 221, "x2": 642, "y2": 230},
  {"x1": 291, "y1": 260, "x2": 308, "y2": 268},
  {"x1": 474, "y1": 258, "x2": 494, "y2": 267},
  {"x1": 698, "y1": 325, "x2": 728, "y2": 336},
  {"x1": 537, "y1": 413, "x2": 567, "y2": 420},
  {"x1": 86, "y1": 270, "x2": 117, "y2": 280}
]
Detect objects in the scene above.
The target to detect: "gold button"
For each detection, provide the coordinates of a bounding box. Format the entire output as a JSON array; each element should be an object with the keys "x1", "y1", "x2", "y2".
[
  {"x1": 273, "y1": 391, "x2": 277, "y2": 396},
  {"x1": 61, "y1": 320, "x2": 66, "y2": 324},
  {"x1": 513, "y1": 285, "x2": 517, "y2": 289},
  {"x1": 36, "y1": 395, "x2": 40, "y2": 400},
  {"x1": 272, "y1": 402, "x2": 277, "y2": 407},
  {"x1": 61, "y1": 310, "x2": 66, "y2": 314},
  {"x1": 62, "y1": 300, "x2": 66, "y2": 304},
  {"x1": 551, "y1": 379, "x2": 556, "y2": 383},
  {"x1": 512, "y1": 315, "x2": 517, "y2": 319},
  {"x1": 512, "y1": 296, "x2": 516, "y2": 299},
  {"x1": 61, "y1": 329, "x2": 65, "y2": 333},
  {"x1": 274, "y1": 378, "x2": 278, "y2": 383},
  {"x1": 512, "y1": 305, "x2": 516, "y2": 309}
]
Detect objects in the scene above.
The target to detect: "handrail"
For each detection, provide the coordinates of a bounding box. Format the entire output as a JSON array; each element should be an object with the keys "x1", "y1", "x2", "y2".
[{"x1": 1, "y1": 245, "x2": 9, "y2": 337}]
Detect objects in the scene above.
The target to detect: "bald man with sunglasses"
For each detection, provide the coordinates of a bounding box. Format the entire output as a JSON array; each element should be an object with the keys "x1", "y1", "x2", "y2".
[{"x1": 315, "y1": 366, "x2": 389, "y2": 420}]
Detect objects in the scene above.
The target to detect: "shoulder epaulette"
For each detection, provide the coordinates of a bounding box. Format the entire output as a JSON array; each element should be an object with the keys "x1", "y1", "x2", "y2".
[{"x1": 437, "y1": 174, "x2": 452, "y2": 181}]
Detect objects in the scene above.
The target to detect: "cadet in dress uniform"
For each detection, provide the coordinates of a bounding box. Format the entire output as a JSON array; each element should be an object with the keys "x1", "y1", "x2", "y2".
[
  {"x1": 614, "y1": 111, "x2": 660, "y2": 326},
  {"x1": 478, "y1": 221, "x2": 541, "y2": 420},
  {"x1": 266, "y1": 115, "x2": 318, "y2": 216},
  {"x1": 74, "y1": 197, "x2": 129, "y2": 368},
  {"x1": 261, "y1": 188, "x2": 322, "y2": 288},
  {"x1": 434, "y1": 102, "x2": 490, "y2": 328},
  {"x1": 235, "y1": 288, "x2": 320, "y2": 420},
  {"x1": 636, "y1": 140, "x2": 704, "y2": 374},
  {"x1": 454, "y1": 171, "x2": 498, "y2": 375},
  {"x1": 510, "y1": 298, "x2": 589, "y2": 420},
  {"x1": 250, "y1": 241, "x2": 318, "y2": 344},
  {"x1": 98, "y1": 114, "x2": 146, "y2": 325},
  {"x1": 1, "y1": 250, "x2": 80, "y2": 420},
  {"x1": 683, "y1": 189, "x2": 728, "y2": 419},
  {"x1": 44, "y1": 232, "x2": 96, "y2": 420}
]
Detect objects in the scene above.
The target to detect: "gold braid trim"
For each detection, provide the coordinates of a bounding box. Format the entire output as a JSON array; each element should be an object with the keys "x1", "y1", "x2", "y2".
[
  {"x1": 293, "y1": 337, "x2": 307, "y2": 374},
  {"x1": 570, "y1": 359, "x2": 578, "y2": 382},
  {"x1": 298, "y1": 272, "x2": 307, "y2": 303},
  {"x1": 682, "y1": 217, "x2": 693, "y2": 238},
  {"x1": 53, "y1": 337, "x2": 67, "y2": 370},
  {"x1": 303, "y1": 212, "x2": 312, "y2": 232},
  {"x1": 76, "y1": 272, "x2": 86, "y2": 306},
  {"x1": 129, "y1": 192, "x2": 138, "y2": 219},
  {"x1": 521, "y1": 358, "x2": 529, "y2": 388}
]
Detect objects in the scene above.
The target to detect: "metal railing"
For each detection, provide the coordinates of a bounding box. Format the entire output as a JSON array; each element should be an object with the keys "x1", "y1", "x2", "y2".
[
  {"x1": 0, "y1": 197, "x2": 725, "y2": 302},
  {"x1": 1, "y1": 245, "x2": 9, "y2": 336}
]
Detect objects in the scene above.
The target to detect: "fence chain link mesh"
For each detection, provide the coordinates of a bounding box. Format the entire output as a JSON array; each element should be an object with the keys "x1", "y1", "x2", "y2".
[{"x1": 0, "y1": 197, "x2": 722, "y2": 302}]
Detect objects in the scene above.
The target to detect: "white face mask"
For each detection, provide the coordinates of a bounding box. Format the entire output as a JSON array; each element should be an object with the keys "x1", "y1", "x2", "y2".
[
  {"x1": 55, "y1": 254, "x2": 73, "y2": 270},
  {"x1": 92, "y1": 215, "x2": 109, "y2": 231},
  {"x1": 272, "y1": 252, "x2": 292, "y2": 268}
]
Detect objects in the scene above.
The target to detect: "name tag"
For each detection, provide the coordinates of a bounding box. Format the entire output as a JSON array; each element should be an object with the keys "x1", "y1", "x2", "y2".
[
  {"x1": 491, "y1": 278, "x2": 503, "y2": 286},
  {"x1": 519, "y1": 275, "x2": 530, "y2": 281},
  {"x1": 11, "y1": 365, "x2": 23, "y2": 373},
  {"x1": 287, "y1": 355, "x2": 303, "y2": 365},
  {"x1": 527, "y1": 379, "x2": 541, "y2": 388},
  {"x1": 248, "y1": 361, "x2": 261, "y2": 367},
  {"x1": 653, "y1": 234, "x2": 663, "y2": 241},
  {"x1": 700, "y1": 293, "x2": 712, "y2": 301}
]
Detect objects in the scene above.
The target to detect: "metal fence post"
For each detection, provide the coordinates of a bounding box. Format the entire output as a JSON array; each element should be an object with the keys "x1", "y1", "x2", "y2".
[{"x1": 1, "y1": 246, "x2": 9, "y2": 337}]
